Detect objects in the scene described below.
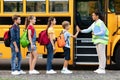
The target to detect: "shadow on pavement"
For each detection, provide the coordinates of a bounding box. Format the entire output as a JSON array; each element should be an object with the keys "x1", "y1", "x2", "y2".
[{"x1": 0, "y1": 59, "x2": 120, "y2": 70}]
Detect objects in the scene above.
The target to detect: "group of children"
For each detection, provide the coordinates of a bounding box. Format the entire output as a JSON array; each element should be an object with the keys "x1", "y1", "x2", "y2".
[
  {"x1": 10, "y1": 15, "x2": 80, "y2": 75},
  {"x1": 10, "y1": 11, "x2": 108, "y2": 75}
]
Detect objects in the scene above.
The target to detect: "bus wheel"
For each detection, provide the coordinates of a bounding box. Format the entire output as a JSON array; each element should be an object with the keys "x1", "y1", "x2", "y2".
[{"x1": 115, "y1": 45, "x2": 120, "y2": 66}]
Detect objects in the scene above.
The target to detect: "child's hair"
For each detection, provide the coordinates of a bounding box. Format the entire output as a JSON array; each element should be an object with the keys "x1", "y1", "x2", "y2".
[
  {"x1": 12, "y1": 14, "x2": 20, "y2": 22},
  {"x1": 47, "y1": 17, "x2": 55, "y2": 29},
  {"x1": 25, "y1": 15, "x2": 35, "y2": 29},
  {"x1": 62, "y1": 21, "x2": 70, "y2": 29}
]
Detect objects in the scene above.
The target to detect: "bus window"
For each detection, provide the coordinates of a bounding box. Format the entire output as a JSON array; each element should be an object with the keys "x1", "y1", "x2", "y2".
[
  {"x1": 4, "y1": 0, "x2": 23, "y2": 12},
  {"x1": 49, "y1": 0, "x2": 69, "y2": 12},
  {"x1": 109, "y1": 0, "x2": 115, "y2": 13},
  {"x1": 114, "y1": 0, "x2": 120, "y2": 14},
  {"x1": 26, "y1": 0, "x2": 46, "y2": 12}
]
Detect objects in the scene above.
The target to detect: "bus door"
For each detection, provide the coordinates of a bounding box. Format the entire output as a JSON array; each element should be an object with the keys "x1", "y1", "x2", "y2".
[{"x1": 74, "y1": 0, "x2": 105, "y2": 65}]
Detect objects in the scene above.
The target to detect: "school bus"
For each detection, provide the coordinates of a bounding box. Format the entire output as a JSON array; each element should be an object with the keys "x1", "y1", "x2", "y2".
[{"x1": 0, "y1": 0, "x2": 120, "y2": 66}]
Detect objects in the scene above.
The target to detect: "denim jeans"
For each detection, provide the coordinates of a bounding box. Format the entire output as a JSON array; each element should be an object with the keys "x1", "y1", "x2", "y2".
[
  {"x1": 10, "y1": 44, "x2": 22, "y2": 71},
  {"x1": 46, "y1": 43, "x2": 54, "y2": 70}
]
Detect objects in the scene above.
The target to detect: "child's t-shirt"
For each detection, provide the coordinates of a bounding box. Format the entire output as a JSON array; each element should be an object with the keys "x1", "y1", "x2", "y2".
[
  {"x1": 27, "y1": 25, "x2": 35, "y2": 38},
  {"x1": 63, "y1": 30, "x2": 71, "y2": 48},
  {"x1": 48, "y1": 27, "x2": 56, "y2": 40}
]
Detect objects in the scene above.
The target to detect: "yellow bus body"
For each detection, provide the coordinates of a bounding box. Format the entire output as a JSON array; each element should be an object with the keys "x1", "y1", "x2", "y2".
[{"x1": 0, "y1": 0, "x2": 120, "y2": 66}]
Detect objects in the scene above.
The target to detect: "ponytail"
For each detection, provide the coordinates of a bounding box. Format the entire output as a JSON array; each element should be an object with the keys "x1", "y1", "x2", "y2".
[
  {"x1": 25, "y1": 15, "x2": 35, "y2": 29},
  {"x1": 47, "y1": 17, "x2": 55, "y2": 29},
  {"x1": 25, "y1": 18, "x2": 29, "y2": 29}
]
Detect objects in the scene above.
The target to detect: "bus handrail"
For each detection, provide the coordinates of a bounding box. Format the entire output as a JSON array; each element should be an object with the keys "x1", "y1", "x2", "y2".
[{"x1": 112, "y1": 27, "x2": 120, "y2": 36}]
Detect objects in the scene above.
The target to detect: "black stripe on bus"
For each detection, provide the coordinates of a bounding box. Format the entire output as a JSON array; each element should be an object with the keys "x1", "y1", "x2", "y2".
[
  {"x1": 0, "y1": 38, "x2": 4, "y2": 41},
  {"x1": 0, "y1": 38, "x2": 38, "y2": 42},
  {"x1": 0, "y1": 17, "x2": 71, "y2": 25}
]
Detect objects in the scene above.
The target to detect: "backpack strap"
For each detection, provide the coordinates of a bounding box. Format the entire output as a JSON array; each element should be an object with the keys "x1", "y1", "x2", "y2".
[
  {"x1": 60, "y1": 30, "x2": 66, "y2": 35},
  {"x1": 9, "y1": 24, "x2": 14, "y2": 30},
  {"x1": 62, "y1": 30, "x2": 69, "y2": 46},
  {"x1": 65, "y1": 36, "x2": 69, "y2": 46}
]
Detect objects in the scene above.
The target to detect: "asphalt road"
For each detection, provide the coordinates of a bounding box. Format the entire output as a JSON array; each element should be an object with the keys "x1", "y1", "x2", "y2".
[{"x1": 0, "y1": 59, "x2": 120, "y2": 80}]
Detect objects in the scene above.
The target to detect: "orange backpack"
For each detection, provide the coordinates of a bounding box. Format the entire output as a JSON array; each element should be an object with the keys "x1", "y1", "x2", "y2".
[{"x1": 57, "y1": 31, "x2": 66, "y2": 48}]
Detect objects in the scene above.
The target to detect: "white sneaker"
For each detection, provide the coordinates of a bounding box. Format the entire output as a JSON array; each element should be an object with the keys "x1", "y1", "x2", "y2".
[
  {"x1": 61, "y1": 69, "x2": 73, "y2": 74},
  {"x1": 94, "y1": 69, "x2": 99, "y2": 73},
  {"x1": 94, "y1": 69, "x2": 106, "y2": 74},
  {"x1": 29, "y1": 70, "x2": 39, "y2": 75},
  {"x1": 46, "y1": 70, "x2": 57, "y2": 74},
  {"x1": 19, "y1": 70, "x2": 26, "y2": 74},
  {"x1": 11, "y1": 71, "x2": 20, "y2": 75}
]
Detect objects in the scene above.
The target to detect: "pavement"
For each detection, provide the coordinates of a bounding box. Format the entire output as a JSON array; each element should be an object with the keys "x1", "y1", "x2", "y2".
[{"x1": 0, "y1": 59, "x2": 120, "y2": 80}]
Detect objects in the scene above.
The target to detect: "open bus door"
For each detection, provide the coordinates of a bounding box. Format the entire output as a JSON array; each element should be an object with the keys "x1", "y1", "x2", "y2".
[{"x1": 74, "y1": 0, "x2": 106, "y2": 65}]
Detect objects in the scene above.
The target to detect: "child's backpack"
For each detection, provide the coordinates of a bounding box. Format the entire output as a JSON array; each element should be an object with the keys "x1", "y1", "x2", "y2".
[
  {"x1": 20, "y1": 30, "x2": 30, "y2": 48},
  {"x1": 4, "y1": 30, "x2": 11, "y2": 47},
  {"x1": 3, "y1": 26, "x2": 12, "y2": 47},
  {"x1": 38, "y1": 30, "x2": 50, "y2": 45},
  {"x1": 57, "y1": 31, "x2": 66, "y2": 48}
]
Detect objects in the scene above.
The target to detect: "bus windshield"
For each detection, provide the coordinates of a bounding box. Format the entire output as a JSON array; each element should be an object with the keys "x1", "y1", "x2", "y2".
[
  {"x1": 77, "y1": 1, "x2": 98, "y2": 20},
  {"x1": 114, "y1": 0, "x2": 120, "y2": 14}
]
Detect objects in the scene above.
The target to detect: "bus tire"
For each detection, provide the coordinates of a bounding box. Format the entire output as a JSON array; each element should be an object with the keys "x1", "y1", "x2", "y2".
[{"x1": 115, "y1": 45, "x2": 120, "y2": 66}]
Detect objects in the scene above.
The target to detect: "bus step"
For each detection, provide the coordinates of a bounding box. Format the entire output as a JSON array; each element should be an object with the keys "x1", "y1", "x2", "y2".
[
  {"x1": 76, "y1": 62, "x2": 99, "y2": 65},
  {"x1": 76, "y1": 43, "x2": 95, "y2": 46},
  {"x1": 75, "y1": 56, "x2": 98, "y2": 62},
  {"x1": 76, "y1": 38, "x2": 92, "y2": 41},
  {"x1": 76, "y1": 48, "x2": 97, "y2": 54},
  {"x1": 76, "y1": 46, "x2": 96, "y2": 48},
  {"x1": 75, "y1": 40, "x2": 93, "y2": 43},
  {"x1": 76, "y1": 54, "x2": 98, "y2": 57}
]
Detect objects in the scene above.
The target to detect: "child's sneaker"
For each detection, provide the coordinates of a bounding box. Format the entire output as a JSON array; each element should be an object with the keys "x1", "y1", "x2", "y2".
[
  {"x1": 46, "y1": 69, "x2": 57, "y2": 74},
  {"x1": 94, "y1": 69, "x2": 106, "y2": 74},
  {"x1": 61, "y1": 69, "x2": 73, "y2": 74},
  {"x1": 19, "y1": 70, "x2": 26, "y2": 74},
  {"x1": 29, "y1": 70, "x2": 39, "y2": 75},
  {"x1": 11, "y1": 70, "x2": 20, "y2": 75}
]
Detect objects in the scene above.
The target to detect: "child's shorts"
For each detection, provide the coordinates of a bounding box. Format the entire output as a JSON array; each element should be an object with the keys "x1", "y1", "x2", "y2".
[
  {"x1": 63, "y1": 47, "x2": 70, "y2": 60},
  {"x1": 28, "y1": 44, "x2": 37, "y2": 52}
]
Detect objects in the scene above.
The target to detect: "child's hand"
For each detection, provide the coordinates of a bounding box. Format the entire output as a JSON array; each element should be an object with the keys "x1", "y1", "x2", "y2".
[
  {"x1": 31, "y1": 44, "x2": 34, "y2": 50},
  {"x1": 76, "y1": 25, "x2": 80, "y2": 32},
  {"x1": 15, "y1": 47, "x2": 19, "y2": 53}
]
